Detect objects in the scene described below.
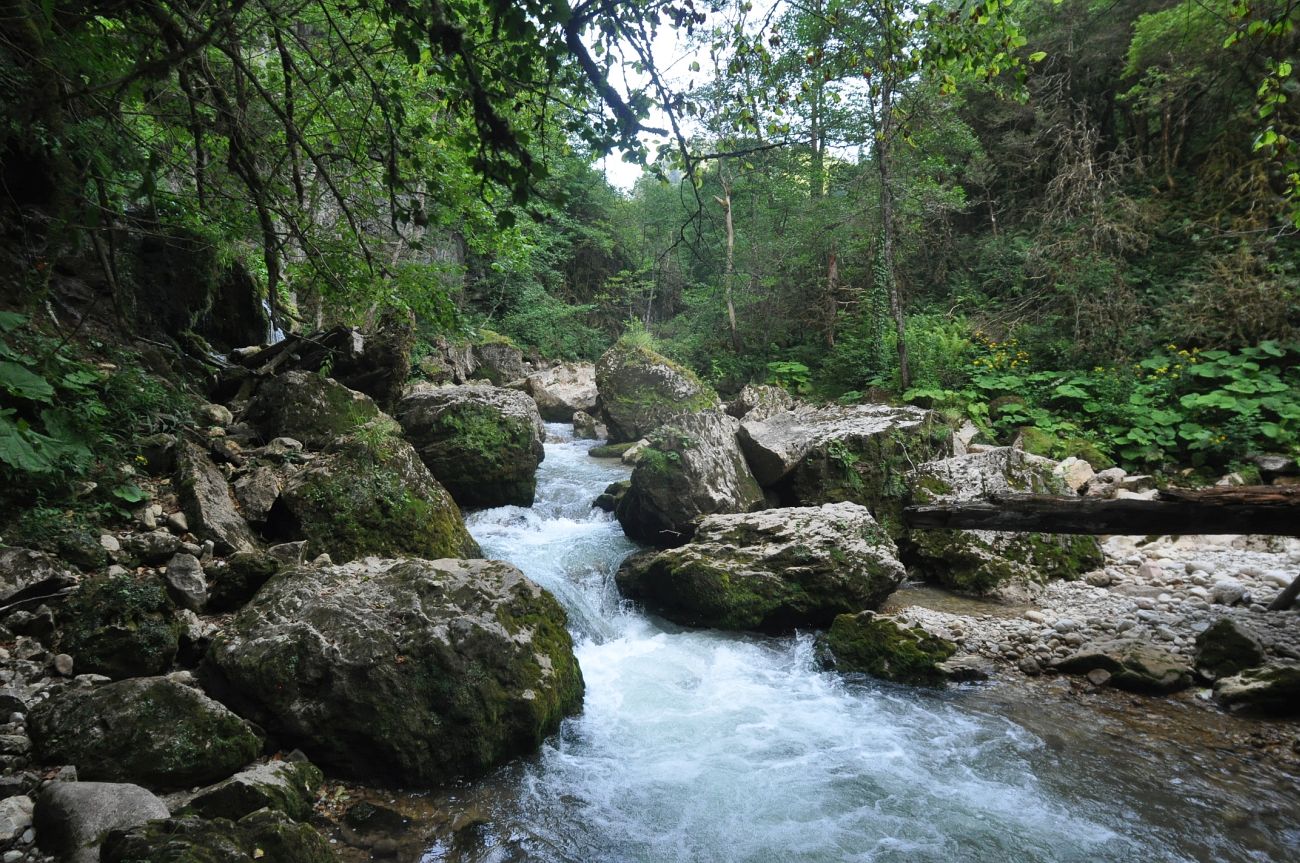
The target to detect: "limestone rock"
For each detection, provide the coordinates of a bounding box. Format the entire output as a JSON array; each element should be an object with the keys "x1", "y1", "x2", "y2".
[
  {"x1": 177, "y1": 441, "x2": 258, "y2": 554},
  {"x1": 0, "y1": 548, "x2": 74, "y2": 606},
  {"x1": 164, "y1": 552, "x2": 207, "y2": 612},
  {"x1": 396, "y1": 384, "x2": 546, "y2": 508},
  {"x1": 572, "y1": 410, "x2": 599, "y2": 439},
  {"x1": 269, "y1": 427, "x2": 479, "y2": 563},
  {"x1": 725, "y1": 384, "x2": 795, "y2": 422},
  {"x1": 34, "y1": 782, "x2": 169, "y2": 863},
  {"x1": 1053, "y1": 641, "x2": 1192, "y2": 694},
  {"x1": 617, "y1": 503, "x2": 905, "y2": 632},
  {"x1": 905, "y1": 448, "x2": 1104, "y2": 595},
  {"x1": 1214, "y1": 661, "x2": 1300, "y2": 715},
  {"x1": 523, "y1": 362, "x2": 598, "y2": 421},
  {"x1": 206, "y1": 551, "x2": 282, "y2": 613},
  {"x1": 472, "y1": 340, "x2": 527, "y2": 385},
  {"x1": 29, "y1": 677, "x2": 262, "y2": 789},
  {"x1": 1052, "y1": 456, "x2": 1095, "y2": 492},
  {"x1": 56, "y1": 573, "x2": 183, "y2": 679},
  {"x1": 823, "y1": 612, "x2": 958, "y2": 686},
  {"x1": 203, "y1": 557, "x2": 583, "y2": 785},
  {"x1": 101, "y1": 809, "x2": 338, "y2": 863},
  {"x1": 187, "y1": 759, "x2": 323, "y2": 822},
  {"x1": 119, "y1": 529, "x2": 183, "y2": 566},
  {"x1": 615, "y1": 410, "x2": 764, "y2": 546},
  {"x1": 0, "y1": 795, "x2": 32, "y2": 842},
  {"x1": 243, "y1": 370, "x2": 381, "y2": 449},
  {"x1": 595, "y1": 339, "x2": 718, "y2": 442},
  {"x1": 232, "y1": 466, "x2": 283, "y2": 526},
  {"x1": 1195, "y1": 618, "x2": 1265, "y2": 681}
]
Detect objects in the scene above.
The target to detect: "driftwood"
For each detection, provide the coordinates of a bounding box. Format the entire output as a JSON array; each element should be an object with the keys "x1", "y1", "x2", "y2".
[{"x1": 902, "y1": 486, "x2": 1300, "y2": 610}]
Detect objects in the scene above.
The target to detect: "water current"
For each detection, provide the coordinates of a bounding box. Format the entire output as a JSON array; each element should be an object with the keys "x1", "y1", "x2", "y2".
[{"x1": 421, "y1": 424, "x2": 1296, "y2": 863}]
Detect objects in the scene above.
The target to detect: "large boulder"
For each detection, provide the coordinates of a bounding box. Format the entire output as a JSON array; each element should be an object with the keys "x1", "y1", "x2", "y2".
[
  {"x1": 187, "y1": 759, "x2": 323, "y2": 822},
  {"x1": 725, "y1": 384, "x2": 795, "y2": 422},
  {"x1": 1214, "y1": 661, "x2": 1300, "y2": 715},
  {"x1": 35, "y1": 782, "x2": 169, "y2": 863},
  {"x1": 243, "y1": 371, "x2": 381, "y2": 450},
  {"x1": 101, "y1": 809, "x2": 337, "y2": 863},
  {"x1": 268, "y1": 425, "x2": 479, "y2": 563},
  {"x1": 523, "y1": 362, "x2": 599, "y2": 421},
  {"x1": 1195, "y1": 617, "x2": 1265, "y2": 681},
  {"x1": 417, "y1": 336, "x2": 478, "y2": 385},
  {"x1": 904, "y1": 448, "x2": 1104, "y2": 594},
  {"x1": 823, "y1": 611, "x2": 958, "y2": 686},
  {"x1": 1053, "y1": 641, "x2": 1193, "y2": 694},
  {"x1": 473, "y1": 339, "x2": 527, "y2": 384},
  {"x1": 738, "y1": 403, "x2": 944, "y2": 536},
  {"x1": 177, "y1": 441, "x2": 258, "y2": 554},
  {"x1": 203, "y1": 557, "x2": 583, "y2": 786},
  {"x1": 595, "y1": 339, "x2": 719, "y2": 442},
  {"x1": 29, "y1": 677, "x2": 262, "y2": 790},
  {"x1": 396, "y1": 384, "x2": 546, "y2": 508},
  {"x1": 56, "y1": 573, "x2": 183, "y2": 679},
  {"x1": 0, "y1": 547, "x2": 75, "y2": 605},
  {"x1": 616, "y1": 503, "x2": 905, "y2": 632},
  {"x1": 615, "y1": 411, "x2": 764, "y2": 547}
]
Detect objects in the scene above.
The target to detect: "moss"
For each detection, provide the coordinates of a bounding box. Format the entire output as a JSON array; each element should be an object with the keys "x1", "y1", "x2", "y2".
[
  {"x1": 825, "y1": 613, "x2": 957, "y2": 686},
  {"x1": 1195, "y1": 619, "x2": 1265, "y2": 680},
  {"x1": 102, "y1": 810, "x2": 338, "y2": 863},
  {"x1": 186, "y1": 761, "x2": 324, "y2": 822},
  {"x1": 589, "y1": 441, "x2": 638, "y2": 458},
  {"x1": 907, "y1": 528, "x2": 1101, "y2": 595},
  {"x1": 57, "y1": 574, "x2": 183, "y2": 679}
]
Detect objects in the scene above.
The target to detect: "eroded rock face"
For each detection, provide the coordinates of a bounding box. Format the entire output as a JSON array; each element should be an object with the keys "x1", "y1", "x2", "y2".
[
  {"x1": 615, "y1": 411, "x2": 764, "y2": 547},
  {"x1": 29, "y1": 677, "x2": 262, "y2": 789},
  {"x1": 177, "y1": 441, "x2": 258, "y2": 554},
  {"x1": 396, "y1": 384, "x2": 546, "y2": 508},
  {"x1": 1195, "y1": 618, "x2": 1265, "y2": 681},
  {"x1": 0, "y1": 548, "x2": 75, "y2": 605},
  {"x1": 1053, "y1": 641, "x2": 1193, "y2": 694},
  {"x1": 725, "y1": 384, "x2": 795, "y2": 422},
  {"x1": 738, "y1": 403, "x2": 943, "y2": 536},
  {"x1": 269, "y1": 427, "x2": 479, "y2": 563},
  {"x1": 101, "y1": 809, "x2": 338, "y2": 863},
  {"x1": 1214, "y1": 662, "x2": 1300, "y2": 715},
  {"x1": 822, "y1": 611, "x2": 957, "y2": 686},
  {"x1": 523, "y1": 362, "x2": 598, "y2": 422},
  {"x1": 904, "y1": 448, "x2": 1104, "y2": 595},
  {"x1": 243, "y1": 371, "x2": 381, "y2": 450},
  {"x1": 203, "y1": 557, "x2": 583, "y2": 786},
  {"x1": 473, "y1": 341, "x2": 527, "y2": 384},
  {"x1": 56, "y1": 574, "x2": 183, "y2": 679},
  {"x1": 595, "y1": 340, "x2": 718, "y2": 443},
  {"x1": 187, "y1": 759, "x2": 323, "y2": 822},
  {"x1": 616, "y1": 503, "x2": 905, "y2": 632},
  {"x1": 35, "y1": 782, "x2": 169, "y2": 863}
]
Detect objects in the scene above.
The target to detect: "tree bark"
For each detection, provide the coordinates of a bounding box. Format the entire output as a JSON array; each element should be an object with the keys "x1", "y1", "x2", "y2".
[{"x1": 714, "y1": 178, "x2": 741, "y2": 352}]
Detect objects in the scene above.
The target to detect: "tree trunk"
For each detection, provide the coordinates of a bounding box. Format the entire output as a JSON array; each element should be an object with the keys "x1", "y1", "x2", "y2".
[
  {"x1": 877, "y1": 76, "x2": 908, "y2": 389},
  {"x1": 715, "y1": 179, "x2": 741, "y2": 352}
]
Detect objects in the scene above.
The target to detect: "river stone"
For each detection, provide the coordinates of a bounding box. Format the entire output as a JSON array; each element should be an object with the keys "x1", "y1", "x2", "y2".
[
  {"x1": 29, "y1": 677, "x2": 262, "y2": 790},
  {"x1": 0, "y1": 547, "x2": 75, "y2": 606},
  {"x1": 187, "y1": 759, "x2": 323, "y2": 822},
  {"x1": 725, "y1": 384, "x2": 795, "y2": 422},
  {"x1": 164, "y1": 552, "x2": 207, "y2": 612},
  {"x1": 395, "y1": 383, "x2": 546, "y2": 508},
  {"x1": 905, "y1": 448, "x2": 1104, "y2": 595},
  {"x1": 823, "y1": 612, "x2": 959, "y2": 686},
  {"x1": 203, "y1": 557, "x2": 583, "y2": 785},
  {"x1": 1053, "y1": 641, "x2": 1192, "y2": 694},
  {"x1": 521, "y1": 362, "x2": 598, "y2": 422},
  {"x1": 1213, "y1": 661, "x2": 1300, "y2": 715},
  {"x1": 1195, "y1": 618, "x2": 1265, "y2": 681},
  {"x1": 615, "y1": 410, "x2": 764, "y2": 547},
  {"x1": 244, "y1": 370, "x2": 381, "y2": 450},
  {"x1": 268, "y1": 425, "x2": 479, "y2": 563},
  {"x1": 101, "y1": 809, "x2": 338, "y2": 863},
  {"x1": 616, "y1": 503, "x2": 905, "y2": 632},
  {"x1": 738, "y1": 402, "x2": 943, "y2": 537},
  {"x1": 34, "y1": 782, "x2": 169, "y2": 863},
  {"x1": 176, "y1": 440, "x2": 258, "y2": 554},
  {"x1": 55, "y1": 573, "x2": 183, "y2": 679},
  {"x1": 572, "y1": 410, "x2": 600, "y2": 439},
  {"x1": 595, "y1": 339, "x2": 719, "y2": 443}
]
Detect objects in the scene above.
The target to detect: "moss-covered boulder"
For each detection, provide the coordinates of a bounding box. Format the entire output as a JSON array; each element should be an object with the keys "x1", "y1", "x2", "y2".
[
  {"x1": 523, "y1": 363, "x2": 599, "y2": 422},
  {"x1": 472, "y1": 340, "x2": 527, "y2": 384},
  {"x1": 738, "y1": 403, "x2": 944, "y2": 538},
  {"x1": 203, "y1": 557, "x2": 583, "y2": 786},
  {"x1": 903, "y1": 448, "x2": 1104, "y2": 594},
  {"x1": 244, "y1": 370, "x2": 380, "y2": 449},
  {"x1": 1053, "y1": 641, "x2": 1193, "y2": 694},
  {"x1": 615, "y1": 411, "x2": 765, "y2": 547},
  {"x1": 101, "y1": 809, "x2": 337, "y2": 863},
  {"x1": 823, "y1": 612, "x2": 958, "y2": 686},
  {"x1": 616, "y1": 503, "x2": 905, "y2": 632},
  {"x1": 595, "y1": 338, "x2": 719, "y2": 443},
  {"x1": 395, "y1": 384, "x2": 546, "y2": 508},
  {"x1": 56, "y1": 574, "x2": 184, "y2": 679},
  {"x1": 186, "y1": 759, "x2": 323, "y2": 822},
  {"x1": 1195, "y1": 617, "x2": 1265, "y2": 681},
  {"x1": 205, "y1": 551, "x2": 282, "y2": 614},
  {"x1": 268, "y1": 424, "x2": 479, "y2": 563},
  {"x1": 1214, "y1": 661, "x2": 1300, "y2": 715},
  {"x1": 176, "y1": 441, "x2": 258, "y2": 555},
  {"x1": 29, "y1": 677, "x2": 262, "y2": 790}
]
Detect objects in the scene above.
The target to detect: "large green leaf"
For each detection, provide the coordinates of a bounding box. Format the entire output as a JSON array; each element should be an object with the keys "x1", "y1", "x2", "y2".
[
  {"x1": 0, "y1": 412, "x2": 54, "y2": 473},
  {"x1": 0, "y1": 361, "x2": 54, "y2": 402}
]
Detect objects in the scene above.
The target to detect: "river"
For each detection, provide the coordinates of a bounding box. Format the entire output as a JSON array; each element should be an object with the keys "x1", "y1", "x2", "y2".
[{"x1": 419, "y1": 424, "x2": 1297, "y2": 863}]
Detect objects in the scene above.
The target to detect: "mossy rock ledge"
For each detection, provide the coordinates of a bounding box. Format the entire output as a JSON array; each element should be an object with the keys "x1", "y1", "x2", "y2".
[
  {"x1": 202, "y1": 557, "x2": 583, "y2": 786},
  {"x1": 243, "y1": 370, "x2": 381, "y2": 450},
  {"x1": 594, "y1": 339, "x2": 719, "y2": 443},
  {"x1": 823, "y1": 612, "x2": 959, "y2": 687},
  {"x1": 903, "y1": 447, "x2": 1104, "y2": 595},
  {"x1": 55, "y1": 573, "x2": 184, "y2": 679},
  {"x1": 267, "y1": 427, "x2": 479, "y2": 563},
  {"x1": 102, "y1": 809, "x2": 338, "y2": 863},
  {"x1": 395, "y1": 383, "x2": 546, "y2": 508},
  {"x1": 29, "y1": 677, "x2": 263, "y2": 790},
  {"x1": 616, "y1": 502, "x2": 906, "y2": 632},
  {"x1": 615, "y1": 410, "x2": 765, "y2": 547},
  {"x1": 737, "y1": 402, "x2": 944, "y2": 538}
]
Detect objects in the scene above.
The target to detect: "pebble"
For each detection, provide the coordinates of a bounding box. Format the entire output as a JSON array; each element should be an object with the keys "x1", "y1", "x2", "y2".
[
  {"x1": 52, "y1": 654, "x2": 73, "y2": 677},
  {"x1": 1052, "y1": 619, "x2": 1079, "y2": 634},
  {"x1": 1086, "y1": 668, "x2": 1112, "y2": 686},
  {"x1": 98, "y1": 534, "x2": 120, "y2": 553}
]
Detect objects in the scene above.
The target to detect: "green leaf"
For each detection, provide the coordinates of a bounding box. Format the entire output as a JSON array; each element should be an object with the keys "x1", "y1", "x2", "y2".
[
  {"x1": 112, "y1": 483, "x2": 148, "y2": 503},
  {"x1": 0, "y1": 413, "x2": 53, "y2": 473},
  {"x1": 1028, "y1": 51, "x2": 1047, "y2": 62},
  {"x1": 1053, "y1": 383, "x2": 1089, "y2": 399},
  {"x1": 0, "y1": 361, "x2": 55, "y2": 402},
  {"x1": 0, "y1": 312, "x2": 26, "y2": 333}
]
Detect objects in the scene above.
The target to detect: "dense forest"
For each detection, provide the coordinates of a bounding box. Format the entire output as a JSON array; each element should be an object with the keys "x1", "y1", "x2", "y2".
[{"x1": 3, "y1": 0, "x2": 1298, "y2": 510}]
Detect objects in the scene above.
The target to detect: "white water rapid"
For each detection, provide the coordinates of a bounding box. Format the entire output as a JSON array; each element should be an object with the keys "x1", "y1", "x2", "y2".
[{"x1": 423, "y1": 424, "x2": 1295, "y2": 863}]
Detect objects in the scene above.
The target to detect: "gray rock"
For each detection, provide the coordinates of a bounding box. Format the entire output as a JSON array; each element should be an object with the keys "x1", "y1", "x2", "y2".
[
  {"x1": 264, "y1": 436, "x2": 305, "y2": 459},
  {"x1": 0, "y1": 549, "x2": 74, "y2": 606},
  {"x1": 595, "y1": 341, "x2": 718, "y2": 442},
  {"x1": 571, "y1": 410, "x2": 600, "y2": 440},
  {"x1": 523, "y1": 362, "x2": 599, "y2": 422},
  {"x1": 119, "y1": 529, "x2": 183, "y2": 566},
  {"x1": 617, "y1": 503, "x2": 905, "y2": 631},
  {"x1": 52, "y1": 654, "x2": 73, "y2": 676},
  {"x1": 34, "y1": 782, "x2": 168, "y2": 863},
  {"x1": 1210, "y1": 579, "x2": 1250, "y2": 606},
  {"x1": 725, "y1": 384, "x2": 795, "y2": 422},
  {"x1": 0, "y1": 795, "x2": 32, "y2": 842},
  {"x1": 101, "y1": 809, "x2": 337, "y2": 863},
  {"x1": 1214, "y1": 661, "x2": 1300, "y2": 715},
  {"x1": 198, "y1": 403, "x2": 234, "y2": 426},
  {"x1": 232, "y1": 466, "x2": 283, "y2": 526},
  {"x1": 1195, "y1": 618, "x2": 1265, "y2": 680},
  {"x1": 1051, "y1": 456, "x2": 1094, "y2": 492},
  {"x1": 164, "y1": 553, "x2": 207, "y2": 612},
  {"x1": 615, "y1": 410, "x2": 765, "y2": 546},
  {"x1": 176, "y1": 441, "x2": 258, "y2": 554},
  {"x1": 186, "y1": 759, "x2": 323, "y2": 821},
  {"x1": 1054, "y1": 641, "x2": 1193, "y2": 693},
  {"x1": 472, "y1": 341, "x2": 527, "y2": 385},
  {"x1": 203, "y1": 557, "x2": 582, "y2": 785},
  {"x1": 244, "y1": 370, "x2": 381, "y2": 449}
]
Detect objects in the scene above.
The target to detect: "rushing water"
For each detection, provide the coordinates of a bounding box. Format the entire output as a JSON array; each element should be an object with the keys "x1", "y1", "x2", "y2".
[{"x1": 427, "y1": 424, "x2": 1297, "y2": 863}]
